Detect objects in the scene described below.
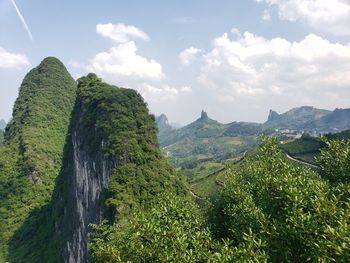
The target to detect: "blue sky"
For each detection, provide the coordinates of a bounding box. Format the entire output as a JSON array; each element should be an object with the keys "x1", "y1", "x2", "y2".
[{"x1": 1, "y1": 0, "x2": 350, "y2": 124}]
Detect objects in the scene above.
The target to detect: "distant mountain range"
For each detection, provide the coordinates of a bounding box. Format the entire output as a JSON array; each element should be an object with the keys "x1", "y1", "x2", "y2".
[
  {"x1": 264, "y1": 106, "x2": 350, "y2": 132},
  {"x1": 264, "y1": 106, "x2": 330, "y2": 130},
  {"x1": 156, "y1": 106, "x2": 350, "y2": 167},
  {"x1": 157, "y1": 110, "x2": 261, "y2": 167}
]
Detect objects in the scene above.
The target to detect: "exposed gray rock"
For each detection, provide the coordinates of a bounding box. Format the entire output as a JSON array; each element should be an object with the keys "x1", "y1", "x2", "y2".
[{"x1": 62, "y1": 105, "x2": 116, "y2": 263}]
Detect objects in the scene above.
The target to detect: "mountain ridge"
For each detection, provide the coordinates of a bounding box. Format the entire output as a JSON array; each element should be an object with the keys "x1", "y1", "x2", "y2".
[{"x1": 0, "y1": 58, "x2": 186, "y2": 262}]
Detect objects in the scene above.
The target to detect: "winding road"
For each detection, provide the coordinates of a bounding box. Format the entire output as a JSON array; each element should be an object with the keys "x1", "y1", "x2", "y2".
[{"x1": 285, "y1": 154, "x2": 320, "y2": 169}]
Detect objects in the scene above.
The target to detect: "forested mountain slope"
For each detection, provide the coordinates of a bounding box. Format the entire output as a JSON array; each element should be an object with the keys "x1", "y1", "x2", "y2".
[
  {"x1": 0, "y1": 57, "x2": 77, "y2": 262},
  {"x1": 0, "y1": 59, "x2": 186, "y2": 262},
  {"x1": 61, "y1": 74, "x2": 187, "y2": 262}
]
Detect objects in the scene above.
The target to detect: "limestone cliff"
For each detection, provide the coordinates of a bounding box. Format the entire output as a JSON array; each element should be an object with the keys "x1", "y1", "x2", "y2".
[
  {"x1": 60, "y1": 74, "x2": 185, "y2": 262},
  {"x1": 62, "y1": 100, "x2": 117, "y2": 263}
]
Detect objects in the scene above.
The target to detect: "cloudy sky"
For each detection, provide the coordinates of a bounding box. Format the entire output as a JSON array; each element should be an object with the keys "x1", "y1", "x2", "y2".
[{"x1": 1, "y1": 0, "x2": 350, "y2": 124}]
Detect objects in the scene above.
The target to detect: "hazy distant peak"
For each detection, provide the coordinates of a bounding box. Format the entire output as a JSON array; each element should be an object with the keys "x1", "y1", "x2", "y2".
[
  {"x1": 0, "y1": 119, "x2": 6, "y2": 130},
  {"x1": 156, "y1": 114, "x2": 169, "y2": 125},
  {"x1": 267, "y1": 110, "x2": 279, "y2": 122},
  {"x1": 200, "y1": 110, "x2": 208, "y2": 120}
]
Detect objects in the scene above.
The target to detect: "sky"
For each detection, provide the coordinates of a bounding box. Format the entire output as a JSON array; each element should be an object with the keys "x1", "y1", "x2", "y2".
[{"x1": 1, "y1": 0, "x2": 350, "y2": 125}]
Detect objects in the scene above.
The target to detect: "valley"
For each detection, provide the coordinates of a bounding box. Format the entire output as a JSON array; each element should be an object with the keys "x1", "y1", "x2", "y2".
[{"x1": 157, "y1": 106, "x2": 350, "y2": 200}]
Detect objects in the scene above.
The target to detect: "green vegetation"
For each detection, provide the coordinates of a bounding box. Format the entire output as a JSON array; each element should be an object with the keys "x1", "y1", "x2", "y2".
[
  {"x1": 1, "y1": 56, "x2": 350, "y2": 262},
  {"x1": 282, "y1": 130, "x2": 350, "y2": 165},
  {"x1": 90, "y1": 193, "x2": 267, "y2": 263},
  {"x1": 0, "y1": 59, "x2": 188, "y2": 262},
  {"x1": 191, "y1": 172, "x2": 221, "y2": 199},
  {"x1": 158, "y1": 112, "x2": 261, "y2": 168},
  {"x1": 90, "y1": 193, "x2": 224, "y2": 262},
  {"x1": 328, "y1": 129, "x2": 350, "y2": 140},
  {"x1": 281, "y1": 133, "x2": 325, "y2": 164},
  {"x1": 91, "y1": 137, "x2": 350, "y2": 262},
  {"x1": 318, "y1": 139, "x2": 350, "y2": 185},
  {"x1": 224, "y1": 122, "x2": 262, "y2": 136},
  {"x1": 0, "y1": 130, "x2": 3, "y2": 146},
  {"x1": 210, "y1": 137, "x2": 350, "y2": 261},
  {"x1": 0, "y1": 57, "x2": 77, "y2": 262},
  {"x1": 76, "y1": 74, "x2": 187, "y2": 220}
]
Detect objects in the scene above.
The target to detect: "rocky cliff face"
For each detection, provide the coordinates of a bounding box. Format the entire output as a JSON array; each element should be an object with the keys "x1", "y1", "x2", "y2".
[
  {"x1": 61, "y1": 73, "x2": 175, "y2": 263},
  {"x1": 62, "y1": 97, "x2": 117, "y2": 263}
]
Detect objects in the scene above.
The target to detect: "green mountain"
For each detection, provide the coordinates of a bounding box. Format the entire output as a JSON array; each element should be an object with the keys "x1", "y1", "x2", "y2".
[
  {"x1": 263, "y1": 106, "x2": 331, "y2": 129},
  {"x1": 157, "y1": 106, "x2": 350, "y2": 169},
  {"x1": 60, "y1": 74, "x2": 186, "y2": 262},
  {"x1": 0, "y1": 59, "x2": 186, "y2": 262},
  {"x1": 307, "y1": 108, "x2": 350, "y2": 132},
  {"x1": 158, "y1": 110, "x2": 261, "y2": 167},
  {"x1": 0, "y1": 57, "x2": 77, "y2": 261},
  {"x1": 1, "y1": 57, "x2": 350, "y2": 262}
]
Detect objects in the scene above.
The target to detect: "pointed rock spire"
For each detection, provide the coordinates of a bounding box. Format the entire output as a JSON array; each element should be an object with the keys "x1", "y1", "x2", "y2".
[
  {"x1": 267, "y1": 109, "x2": 279, "y2": 122},
  {"x1": 200, "y1": 110, "x2": 208, "y2": 120}
]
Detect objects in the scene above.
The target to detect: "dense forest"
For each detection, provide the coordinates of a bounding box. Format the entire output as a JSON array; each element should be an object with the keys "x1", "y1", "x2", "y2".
[
  {"x1": 0, "y1": 57, "x2": 77, "y2": 261},
  {"x1": 90, "y1": 136, "x2": 350, "y2": 262},
  {"x1": 0, "y1": 57, "x2": 350, "y2": 262}
]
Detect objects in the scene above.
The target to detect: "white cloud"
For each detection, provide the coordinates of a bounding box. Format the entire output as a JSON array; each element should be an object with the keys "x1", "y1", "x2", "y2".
[
  {"x1": 0, "y1": 47, "x2": 30, "y2": 68},
  {"x1": 257, "y1": 0, "x2": 350, "y2": 35},
  {"x1": 198, "y1": 30, "x2": 350, "y2": 106},
  {"x1": 88, "y1": 41, "x2": 164, "y2": 80},
  {"x1": 70, "y1": 23, "x2": 193, "y2": 104},
  {"x1": 179, "y1": 47, "x2": 202, "y2": 65},
  {"x1": 139, "y1": 83, "x2": 192, "y2": 101},
  {"x1": 96, "y1": 23, "x2": 150, "y2": 43}
]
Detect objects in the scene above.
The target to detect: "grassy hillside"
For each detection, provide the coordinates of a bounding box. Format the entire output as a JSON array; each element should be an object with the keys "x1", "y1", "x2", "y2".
[{"x1": 0, "y1": 57, "x2": 77, "y2": 262}]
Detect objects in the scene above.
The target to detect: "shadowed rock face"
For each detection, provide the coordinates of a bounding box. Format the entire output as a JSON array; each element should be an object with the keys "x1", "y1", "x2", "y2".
[
  {"x1": 200, "y1": 110, "x2": 208, "y2": 120},
  {"x1": 267, "y1": 110, "x2": 279, "y2": 122},
  {"x1": 62, "y1": 100, "x2": 116, "y2": 263}
]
